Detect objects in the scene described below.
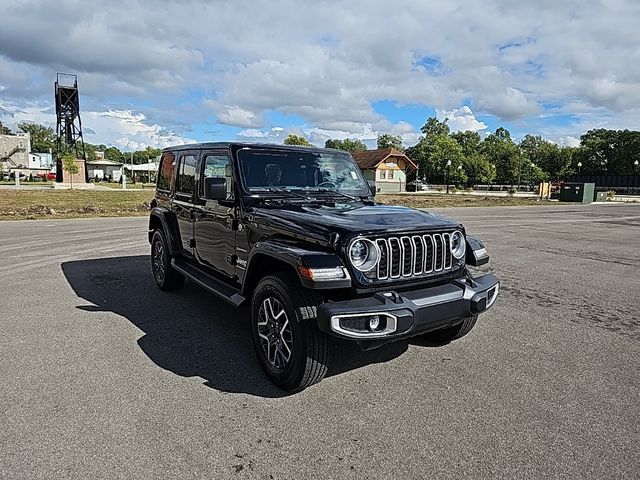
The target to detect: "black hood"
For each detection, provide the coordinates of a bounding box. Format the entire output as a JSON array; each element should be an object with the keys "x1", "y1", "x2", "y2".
[{"x1": 250, "y1": 203, "x2": 461, "y2": 246}]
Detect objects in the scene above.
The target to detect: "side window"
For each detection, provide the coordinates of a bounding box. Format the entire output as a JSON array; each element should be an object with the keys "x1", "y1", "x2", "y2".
[
  {"x1": 157, "y1": 152, "x2": 176, "y2": 191},
  {"x1": 176, "y1": 154, "x2": 197, "y2": 195},
  {"x1": 388, "y1": 170, "x2": 394, "y2": 179},
  {"x1": 202, "y1": 154, "x2": 233, "y2": 199},
  {"x1": 380, "y1": 170, "x2": 386, "y2": 179}
]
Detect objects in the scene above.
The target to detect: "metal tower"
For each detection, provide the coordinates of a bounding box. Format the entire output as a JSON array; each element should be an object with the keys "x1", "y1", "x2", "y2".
[{"x1": 54, "y1": 73, "x2": 87, "y2": 182}]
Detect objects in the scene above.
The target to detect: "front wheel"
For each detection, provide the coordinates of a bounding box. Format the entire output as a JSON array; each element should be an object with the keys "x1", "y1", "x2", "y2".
[
  {"x1": 251, "y1": 273, "x2": 330, "y2": 392},
  {"x1": 422, "y1": 315, "x2": 478, "y2": 344}
]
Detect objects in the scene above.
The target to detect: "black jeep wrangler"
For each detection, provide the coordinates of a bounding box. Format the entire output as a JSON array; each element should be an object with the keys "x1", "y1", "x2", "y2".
[{"x1": 149, "y1": 143, "x2": 499, "y2": 391}]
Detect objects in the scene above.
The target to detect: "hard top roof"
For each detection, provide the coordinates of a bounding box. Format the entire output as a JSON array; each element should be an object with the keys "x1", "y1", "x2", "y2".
[{"x1": 161, "y1": 142, "x2": 348, "y2": 155}]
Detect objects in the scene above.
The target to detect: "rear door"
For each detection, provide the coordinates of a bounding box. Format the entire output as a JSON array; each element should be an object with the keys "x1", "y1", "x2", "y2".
[
  {"x1": 193, "y1": 150, "x2": 237, "y2": 278},
  {"x1": 172, "y1": 150, "x2": 200, "y2": 256}
]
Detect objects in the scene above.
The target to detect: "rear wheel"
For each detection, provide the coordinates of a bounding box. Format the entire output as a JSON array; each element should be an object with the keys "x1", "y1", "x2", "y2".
[
  {"x1": 422, "y1": 315, "x2": 478, "y2": 344},
  {"x1": 150, "y1": 229, "x2": 185, "y2": 291},
  {"x1": 251, "y1": 272, "x2": 330, "y2": 392}
]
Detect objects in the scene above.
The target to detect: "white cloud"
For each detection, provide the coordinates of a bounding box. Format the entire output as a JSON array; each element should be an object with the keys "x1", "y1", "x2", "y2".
[
  {"x1": 1, "y1": 0, "x2": 639, "y2": 142},
  {"x1": 212, "y1": 105, "x2": 262, "y2": 129},
  {"x1": 559, "y1": 136, "x2": 581, "y2": 148},
  {"x1": 0, "y1": 102, "x2": 194, "y2": 150},
  {"x1": 436, "y1": 106, "x2": 487, "y2": 132}
]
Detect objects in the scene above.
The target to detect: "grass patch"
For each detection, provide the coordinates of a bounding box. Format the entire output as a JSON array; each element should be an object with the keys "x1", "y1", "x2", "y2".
[
  {"x1": 0, "y1": 190, "x2": 155, "y2": 220},
  {"x1": 377, "y1": 193, "x2": 554, "y2": 208}
]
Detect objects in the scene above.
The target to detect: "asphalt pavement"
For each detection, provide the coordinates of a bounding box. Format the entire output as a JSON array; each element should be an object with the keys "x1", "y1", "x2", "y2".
[{"x1": 1, "y1": 203, "x2": 639, "y2": 479}]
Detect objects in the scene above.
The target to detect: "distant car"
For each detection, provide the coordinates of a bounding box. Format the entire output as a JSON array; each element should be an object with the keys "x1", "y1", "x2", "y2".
[
  {"x1": 8, "y1": 172, "x2": 28, "y2": 181},
  {"x1": 407, "y1": 180, "x2": 427, "y2": 192}
]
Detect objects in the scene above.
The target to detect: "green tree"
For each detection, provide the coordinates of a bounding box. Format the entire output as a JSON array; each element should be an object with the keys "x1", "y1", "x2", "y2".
[
  {"x1": 377, "y1": 134, "x2": 404, "y2": 150},
  {"x1": 520, "y1": 134, "x2": 574, "y2": 180},
  {"x1": 62, "y1": 154, "x2": 79, "y2": 189},
  {"x1": 481, "y1": 128, "x2": 521, "y2": 185},
  {"x1": 451, "y1": 130, "x2": 481, "y2": 157},
  {"x1": 283, "y1": 134, "x2": 311, "y2": 146},
  {"x1": 104, "y1": 146, "x2": 124, "y2": 163},
  {"x1": 574, "y1": 129, "x2": 640, "y2": 174},
  {"x1": 420, "y1": 117, "x2": 450, "y2": 137},
  {"x1": 324, "y1": 138, "x2": 367, "y2": 152},
  {"x1": 17, "y1": 122, "x2": 55, "y2": 153},
  {"x1": 462, "y1": 153, "x2": 496, "y2": 187},
  {"x1": 406, "y1": 117, "x2": 454, "y2": 183},
  {"x1": 0, "y1": 122, "x2": 12, "y2": 135}
]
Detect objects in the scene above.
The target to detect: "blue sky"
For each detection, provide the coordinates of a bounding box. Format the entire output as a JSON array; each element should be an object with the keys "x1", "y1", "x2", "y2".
[{"x1": 1, "y1": 0, "x2": 639, "y2": 150}]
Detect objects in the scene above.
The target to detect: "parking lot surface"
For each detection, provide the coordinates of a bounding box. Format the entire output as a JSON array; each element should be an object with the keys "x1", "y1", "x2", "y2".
[{"x1": 1, "y1": 203, "x2": 639, "y2": 479}]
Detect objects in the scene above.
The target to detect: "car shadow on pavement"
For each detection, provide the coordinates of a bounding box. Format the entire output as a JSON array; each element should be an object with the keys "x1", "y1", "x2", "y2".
[{"x1": 61, "y1": 255, "x2": 410, "y2": 398}]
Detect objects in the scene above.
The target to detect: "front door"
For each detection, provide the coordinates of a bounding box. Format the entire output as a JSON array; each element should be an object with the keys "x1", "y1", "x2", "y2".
[
  {"x1": 172, "y1": 150, "x2": 199, "y2": 256},
  {"x1": 193, "y1": 151, "x2": 236, "y2": 278}
]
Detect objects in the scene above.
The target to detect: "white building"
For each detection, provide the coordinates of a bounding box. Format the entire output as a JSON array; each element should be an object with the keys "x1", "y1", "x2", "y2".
[{"x1": 86, "y1": 159, "x2": 124, "y2": 181}]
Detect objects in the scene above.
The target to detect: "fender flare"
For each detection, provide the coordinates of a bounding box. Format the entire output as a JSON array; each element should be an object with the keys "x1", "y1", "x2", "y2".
[
  {"x1": 241, "y1": 239, "x2": 351, "y2": 296},
  {"x1": 148, "y1": 207, "x2": 182, "y2": 256}
]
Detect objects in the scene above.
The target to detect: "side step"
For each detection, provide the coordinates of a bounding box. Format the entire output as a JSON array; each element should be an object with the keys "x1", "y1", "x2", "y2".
[{"x1": 171, "y1": 258, "x2": 246, "y2": 308}]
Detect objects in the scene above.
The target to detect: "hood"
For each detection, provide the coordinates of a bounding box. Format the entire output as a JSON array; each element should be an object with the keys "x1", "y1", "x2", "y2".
[{"x1": 249, "y1": 202, "x2": 461, "y2": 246}]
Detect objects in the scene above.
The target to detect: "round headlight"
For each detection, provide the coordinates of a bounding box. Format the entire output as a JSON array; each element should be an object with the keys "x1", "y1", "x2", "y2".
[
  {"x1": 349, "y1": 238, "x2": 379, "y2": 272},
  {"x1": 450, "y1": 231, "x2": 466, "y2": 259}
]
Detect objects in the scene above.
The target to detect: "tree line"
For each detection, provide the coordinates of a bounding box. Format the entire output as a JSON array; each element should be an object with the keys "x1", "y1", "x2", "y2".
[
  {"x1": 5, "y1": 120, "x2": 639, "y2": 184},
  {"x1": 1, "y1": 122, "x2": 161, "y2": 165},
  {"x1": 284, "y1": 119, "x2": 640, "y2": 185}
]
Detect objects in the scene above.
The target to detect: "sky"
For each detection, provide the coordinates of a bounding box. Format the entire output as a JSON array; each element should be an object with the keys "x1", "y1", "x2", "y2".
[{"x1": 1, "y1": 0, "x2": 639, "y2": 151}]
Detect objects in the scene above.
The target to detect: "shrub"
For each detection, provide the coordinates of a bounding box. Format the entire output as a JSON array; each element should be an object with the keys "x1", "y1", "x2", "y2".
[
  {"x1": 508, "y1": 187, "x2": 517, "y2": 196},
  {"x1": 465, "y1": 187, "x2": 473, "y2": 192}
]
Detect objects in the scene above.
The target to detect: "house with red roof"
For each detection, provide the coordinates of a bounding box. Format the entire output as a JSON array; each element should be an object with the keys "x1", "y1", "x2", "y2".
[{"x1": 351, "y1": 148, "x2": 417, "y2": 193}]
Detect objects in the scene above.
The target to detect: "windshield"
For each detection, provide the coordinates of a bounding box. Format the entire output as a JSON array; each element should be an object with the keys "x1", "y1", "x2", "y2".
[{"x1": 237, "y1": 149, "x2": 369, "y2": 195}]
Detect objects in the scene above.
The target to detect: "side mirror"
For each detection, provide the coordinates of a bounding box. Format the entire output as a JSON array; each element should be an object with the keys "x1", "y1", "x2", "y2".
[
  {"x1": 367, "y1": 180, "x2": 376, "y2": 197},
  {"x1": 204, "y1": 177, "x2": 227, "y2": 200}
]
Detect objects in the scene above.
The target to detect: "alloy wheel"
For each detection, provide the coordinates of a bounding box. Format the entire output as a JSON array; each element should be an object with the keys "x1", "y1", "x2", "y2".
[
  {"x1": 257, "y1": 297, "x2": 294, "y2": 370},
  {"x1": 152, "y1": 239, "x2": 166, "y2": 284}
]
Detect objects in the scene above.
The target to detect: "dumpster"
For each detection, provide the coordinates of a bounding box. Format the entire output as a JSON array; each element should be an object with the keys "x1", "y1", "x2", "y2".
[{"x1": 559, "y1": 182, "x2": 595, "y2": 203}]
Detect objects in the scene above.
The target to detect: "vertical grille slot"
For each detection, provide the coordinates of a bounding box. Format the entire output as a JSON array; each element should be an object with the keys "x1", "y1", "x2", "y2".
[
  {"x1": 423, "y1": 235, "x2": 434, "y2": 273},
  {"x1": 442, "y1": 233, "x2": 452, "y2": 269},
  {"x1": 433, "y1": 234, "x2": 444, "y2": 271},
  {"x1": 401, "y1": 236, "x2": 413, "y2": 277},
  {"x1": 388, "y1": 237, "x2": 401, "y2": 278},
  {"x1": 376, "y1": 239, "x2": 389, "y2": 279},
  {"x1": 412, "y1": 236, "x2": 424, "y2": 275}
]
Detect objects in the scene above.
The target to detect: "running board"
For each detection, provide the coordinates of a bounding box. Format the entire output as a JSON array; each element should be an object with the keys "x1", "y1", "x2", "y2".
[{"x1": 171, "y1": 258, "x2": 246, "y2": 308}]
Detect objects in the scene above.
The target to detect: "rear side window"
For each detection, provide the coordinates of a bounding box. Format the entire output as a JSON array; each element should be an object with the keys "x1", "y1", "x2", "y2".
[
  {"x1": 157, "y1": 152, "x2": 176, "y2": 191},
  {"x1": 176, "y1": 154, "x2": 197, "y2": 195}
]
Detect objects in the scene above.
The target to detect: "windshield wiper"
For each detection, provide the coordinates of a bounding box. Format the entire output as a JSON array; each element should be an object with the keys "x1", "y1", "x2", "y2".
[
  {"x1": 310, "y1": 188, "x2": 359, "y2": 202},
  {"x1": 267, "y1": 187, "x2": 313, "y2": 201}
]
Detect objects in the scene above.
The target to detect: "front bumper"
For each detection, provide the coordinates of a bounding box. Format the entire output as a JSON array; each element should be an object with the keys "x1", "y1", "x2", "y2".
[{"x1": 317, "y1": 273, "x2": 499, "y2": 347}]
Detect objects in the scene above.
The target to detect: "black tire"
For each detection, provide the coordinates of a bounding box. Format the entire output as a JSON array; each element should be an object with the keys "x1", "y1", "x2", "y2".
[
  {"x1": 251, "y1": 272, "x2": 330, "y2": 392},
  {"x1": 422, "y1": 315, "x2": 478, "y2": 344},
  {"x1": 150, "y1": 229, "x2": 185, "y2": 291}
]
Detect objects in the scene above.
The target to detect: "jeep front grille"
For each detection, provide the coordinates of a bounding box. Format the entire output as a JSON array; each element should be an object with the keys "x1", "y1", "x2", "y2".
[{"x1": 374, "y1": 233, "x2": 453, "y2": 280}]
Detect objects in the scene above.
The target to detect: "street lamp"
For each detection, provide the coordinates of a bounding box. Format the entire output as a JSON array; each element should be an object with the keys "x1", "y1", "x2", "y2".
[
  {"x1": 445, "y1": 160, "x2": 452, "y2": 194},
  {"x1": 635, "y1": 160, "x2": 639, "y2": 173},
  {"x1": 577, "y1": 161, "x2": 582, "y2": 173}
]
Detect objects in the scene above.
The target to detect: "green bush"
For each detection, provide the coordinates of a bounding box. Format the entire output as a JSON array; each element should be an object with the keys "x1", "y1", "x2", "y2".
[{"x1": 508, "y1": 187, "x2": 517, "y2": 196}]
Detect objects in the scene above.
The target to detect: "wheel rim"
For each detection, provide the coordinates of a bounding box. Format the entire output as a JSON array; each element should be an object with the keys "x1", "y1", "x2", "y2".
[
  {"x1": 257, "y1": 297, "x2": 293, "y2": 370},
  {"x1": 152, "y1": 239, "x2": 166, "y2": 284}
]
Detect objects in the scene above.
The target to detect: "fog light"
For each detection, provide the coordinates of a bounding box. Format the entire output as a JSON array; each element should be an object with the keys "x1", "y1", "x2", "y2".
[{"x1": 368, "y1": 316, "x2": 380, "y2": 331}]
